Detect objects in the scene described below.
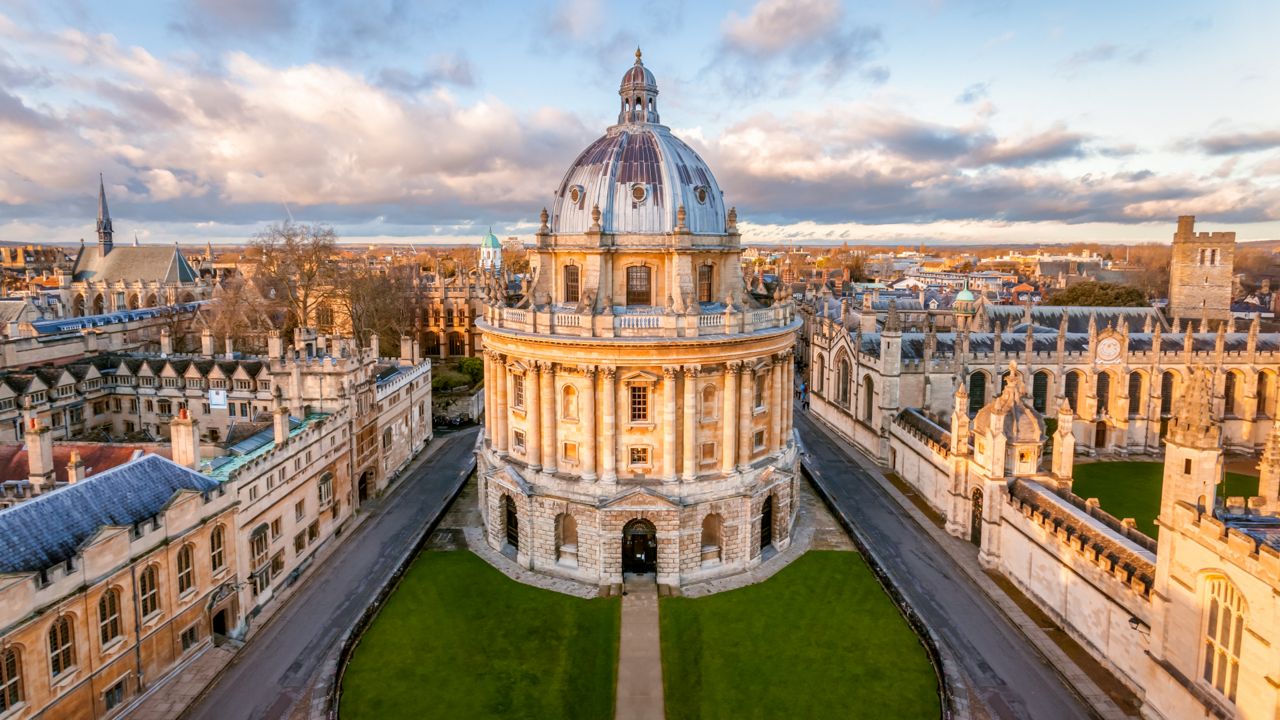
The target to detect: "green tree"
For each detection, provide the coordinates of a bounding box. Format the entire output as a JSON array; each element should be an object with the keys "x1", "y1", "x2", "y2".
[
  {"x1": 457, "y1": 356, "x2": 484, "y2": 386},
  {"x1": 1044, "y1": 281, "x2": 1148, "y2": 307}
]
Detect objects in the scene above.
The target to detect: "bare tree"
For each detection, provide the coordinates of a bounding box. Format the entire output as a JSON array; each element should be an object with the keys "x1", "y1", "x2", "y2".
[
  {"x1": 201, "y1": 275, "x2": 279, "y2": 354},
  {"x1": 332, "y1": 263, "x2": 413, "y2": 355},
  {"x1": 251, "y1": 222, "x2": 337, "y2": 333}
]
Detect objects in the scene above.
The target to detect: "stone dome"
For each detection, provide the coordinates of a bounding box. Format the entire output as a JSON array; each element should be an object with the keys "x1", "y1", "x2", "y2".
[{"x1": 549, "y1": 51, "x2": 727, "y2": 237}]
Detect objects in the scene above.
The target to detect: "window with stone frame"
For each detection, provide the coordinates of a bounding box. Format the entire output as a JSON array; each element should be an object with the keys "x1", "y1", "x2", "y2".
[
  {"x1": 626, "y1": 265, "x2": 652, "y2": 306},
  {"x1": 563, "y1": 265, "x2": 580, "y2": 304},
  {"x1": 512, "y1": 374, "x2": 525, "y2": 410},
  {"x1": 697, "y1": 264, "x2": 714, "y2": 303},
  {"x1": 1203, "y1": 577, "x2": 1245, "y2": 703},
  {"x1": 753, "y1": 429, "x2": 766, "y2": 450},
  {"x1": 700, "y1": 442, "x2": 716, "y2": 465},
  {"x1": 753, "y1": 372, "x2": 766, "y2": 410},
  {"x1": 562, "y1": 441, "x2": 579, "y2": 464},
  {"x1": 318, "y1": 473, "x2": 334, "y2": 506},
  {"x1": 700, "y1": 384, "x2": 717, "y2": 421},
  {"x1": 210, "y1": 525, "x2": 226, "y2": 571},
  {"x1": 512, "y1": 429, "x2": 526, "y2": 453},
  {"x1": 250, "y1": 527, "x2": 269, "y2": 570},
  {"x1": 628, "y1": 446, "x2": 650, "y2": 467},
  {"x1": 48, "y1": 616, "x2": 74, "y2": 677},
  {"x1": 139, "y1": 566, "x2": 160, "y2": 617},
  {"x1": 176, "y1": 545, "x2": 195, "y2": 594},
  {"x1": 0, "y1": 648, "x2": 21, "y2": 711},
  {"x1": 98, "y1": 589, "x2": 122, "y2": 646},
  {"x1": 629, "y1": 385, "x2": 649, "y2": 423}
]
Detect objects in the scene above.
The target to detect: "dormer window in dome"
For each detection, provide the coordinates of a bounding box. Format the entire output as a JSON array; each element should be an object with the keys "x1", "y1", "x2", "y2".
[
  {"x1": 695, "y1": 186, "x2": 709, "y2": 205},
  {"x1": 631, "y1": 184, "x2": 648, "y2": 205},
  {"x1": 568, "y1": 185, "x2": 583, "y2": 205}
]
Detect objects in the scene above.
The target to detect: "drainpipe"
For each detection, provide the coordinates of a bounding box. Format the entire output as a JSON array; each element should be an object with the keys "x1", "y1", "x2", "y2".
[{"x1": 130, "y1": 559, "x2": 145, "y2": 691}]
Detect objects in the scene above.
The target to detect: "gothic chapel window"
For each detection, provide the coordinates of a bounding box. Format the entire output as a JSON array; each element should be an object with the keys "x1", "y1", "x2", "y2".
[{"x1": 1203, "y1": 578, "x2": 1245, "y2": 703}]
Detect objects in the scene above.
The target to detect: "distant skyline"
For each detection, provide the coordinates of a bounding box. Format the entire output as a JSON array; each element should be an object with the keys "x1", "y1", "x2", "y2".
[{"x1": 1, "y1": 0, "x2": 1277, "y2": 246}]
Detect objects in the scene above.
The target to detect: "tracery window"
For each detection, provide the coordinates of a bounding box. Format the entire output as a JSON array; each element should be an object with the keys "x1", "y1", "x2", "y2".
[
  {"x1": 48, "y1": 616, "x2": 74, "y2": 677},
  {"x1": 1128, "y1": 372, "x2": 1142, "y2": 417},
  {"x1": 0, "y1": 648, "x2": 21, "y2": 711},
  {"x1": 1203, "y1": 577, "x2": 1245, "y2": 703}
]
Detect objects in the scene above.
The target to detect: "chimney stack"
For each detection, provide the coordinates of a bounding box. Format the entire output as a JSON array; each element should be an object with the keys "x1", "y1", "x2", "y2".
[
  {"x1": 201, "y1": 329, "x2": 214, "y2": 356},
  {"x1": 67, "y1": 450, "x2": 85, "y2": 484},
  {"x1": 273, "y1": 393, "x2": 290, "y2": 445},
  {"x1": 400, "y1": 336, "x2": 413, "y2": 365},
  {"x1": 169, "y1": 407, "x2": 201, "y2": 471},
  {"x1": 369, "y1": 333, "x2": 379, "y2": 358},
  {"x1": 24, "y1": 413, "x2": 54, "y2": 493},
  {"x1": 268, "y1": 331, "x2": 283, "y2": 361},
  {"x1": 160, "y1": 327, "x2": 173, "y2": 355},
  {"x1": 224, "y1": 336, "x2": 234, "y2": 359}
]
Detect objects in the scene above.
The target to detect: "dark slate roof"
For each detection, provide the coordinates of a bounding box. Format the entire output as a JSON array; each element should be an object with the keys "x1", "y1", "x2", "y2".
[
  {"x1": 70, "y1": 244, "x2": 198, "y2": 284},
  {"x1": 1220, "y1": 514, "x2": 1280, "y2": 552},
  {"x1": 0, "y1": 454, "x2": 219, "y2": 573},
  {"x1": 984, "y1": 305, "x2": 1162, "y2": 333}
]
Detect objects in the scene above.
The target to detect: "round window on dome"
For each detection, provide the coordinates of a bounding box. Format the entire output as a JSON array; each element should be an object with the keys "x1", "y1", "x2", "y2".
[
  {"x1": 568, "y1": 185, "x2": 582, "y2": 204},
  {"x1": 631, "y1": 184, "x2": 647, "y2": 204},
  {"x1": 695, "y1": 186, "x2": 708, "y2": 205}
]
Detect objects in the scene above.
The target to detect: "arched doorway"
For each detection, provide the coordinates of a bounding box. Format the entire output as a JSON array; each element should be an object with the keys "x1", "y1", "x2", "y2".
[
  {"x1": 212, "y1": 609, "x2": 228, "y2": 637},
  {"x1": 357, "y1": 470, "x2": 372, "y2": 503},
  {"x1": 622, "y1": 519, "x2": 657, "y2": 574},
  {"x1": 970, "y1": 488, "x2": 983, "y2": 547},
  {"x1": 760, "y1": 496, "x2": 774, "y2": 551},
  {"x1": 503, "y1": 495, "x2": 519, "y2": 551}
]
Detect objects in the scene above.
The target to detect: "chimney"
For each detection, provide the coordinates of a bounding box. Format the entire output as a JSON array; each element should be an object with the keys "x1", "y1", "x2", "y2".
[
  {"x1": 169, "y1": 407, "x2": 201, "y2": 471},
  {"x1": 268, "y1": 332, "x2": 283, "y2": 361},
  {"x1": 1176, "y1": 216, "x2": 1195, "y2": 239},
  {"x1": 67, "y1": 450, "x2": 85, "y2": 484},
  {"x1": 273, "y1": 397, "x2": 290, "y2": 445},
  {"x1": 224, "y1": 336, "x2": 234, "y2": 359},
  {"x1": 369, "y1": 333, "x2": 379, "y2": 358},
  {"x1": 24, "y1": 414, "x2": 54, "y2": 492},
  {"x1": 412, "y1": 339, "x2": 421, "y2": 364},
  {"x1": 160, "y1": 327, "x2": 173, "y2": 355},
  {"x1": 201, "y1": 329, "x2": 215, "y2": 356},
  {"x1": 400, "y1": 335, "x2": 413, "y2": 365}
]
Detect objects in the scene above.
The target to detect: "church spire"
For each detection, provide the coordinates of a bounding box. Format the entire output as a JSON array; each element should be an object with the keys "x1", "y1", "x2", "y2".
[
  {"x1": 96, "y1": 174, "x2": 114, "y2": 254},
  {"x1": 1167, "y1": 368, "x2": 1220, "y2": 450}
]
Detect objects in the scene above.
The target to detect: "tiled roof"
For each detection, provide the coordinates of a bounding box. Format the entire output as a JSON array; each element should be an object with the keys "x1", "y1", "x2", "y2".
[
  {"x1": 0, "y1": 443, "x2": 170, "y2": 483},
  {"x1": 0, "y1": 454, "x2": 220, "y2": 573},
  {"x1": 71, "y1": 244, "x2": 198, "y2": 284},
  {"x1": 984, "y1": 305, "x2": 1162, "y2": 333}
]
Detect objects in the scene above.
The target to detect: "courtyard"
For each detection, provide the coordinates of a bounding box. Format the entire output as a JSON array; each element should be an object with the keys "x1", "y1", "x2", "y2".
[
  {"x1": 1072, "y1": 461, "x2": 1259, "y2": 537},
  {"x1": 660, "y1": 551, "x2": 941, "y2": 720}
]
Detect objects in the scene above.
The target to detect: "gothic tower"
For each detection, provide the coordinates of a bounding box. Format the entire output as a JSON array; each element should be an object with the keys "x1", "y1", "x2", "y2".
[
  {"x1": 1167, "y1": 215, "x2": 1234, "y2": 323},
  {"x1": 1158, "y1": 367, "x2": 1222, "y2": 525}
]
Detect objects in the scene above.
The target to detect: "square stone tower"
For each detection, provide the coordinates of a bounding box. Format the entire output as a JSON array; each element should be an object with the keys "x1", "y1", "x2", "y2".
[{"x1": 1167, "y1": 215, "x2": 1234, "y2": 323}]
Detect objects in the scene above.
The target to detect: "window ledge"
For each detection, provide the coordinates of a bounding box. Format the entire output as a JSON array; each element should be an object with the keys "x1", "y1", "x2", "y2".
[
  {"x1": 178, "y1": 588, "x2": 198, "y2": 603},
  {"x1": 100, "y1": 636, "x2": 126, "y2": 656},
  {"x1": 627, "y1": 422, "x2": 656, "y2": 430}
]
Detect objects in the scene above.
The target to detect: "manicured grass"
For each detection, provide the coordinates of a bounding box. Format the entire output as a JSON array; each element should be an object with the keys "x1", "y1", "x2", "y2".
[
  {"x1": 660, "y1": 552, "x2": 941, "y2": 720},
  {"x1": 1073, "y1": 461, "x2": 1259, "y2": 537},
  {"x1": 340, "y1": 551, "x2": 620, "y2": 720}
]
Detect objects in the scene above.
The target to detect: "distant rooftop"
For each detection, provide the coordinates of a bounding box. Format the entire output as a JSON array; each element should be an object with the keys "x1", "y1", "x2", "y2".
[{"x1": 207, "y1": 413, "x2": 327, "y2": 481}]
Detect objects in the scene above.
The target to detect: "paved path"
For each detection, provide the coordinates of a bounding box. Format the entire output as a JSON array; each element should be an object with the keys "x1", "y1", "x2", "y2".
[
  {"x1": 796, "y1": 413, "x2": 1096, "y2": 720},
  {"x1": 615, "y1": 574, "x2": 665, "y2": 720},
  {"x1": 181, "y1": 427, "x2": 480, "y2": 720}
]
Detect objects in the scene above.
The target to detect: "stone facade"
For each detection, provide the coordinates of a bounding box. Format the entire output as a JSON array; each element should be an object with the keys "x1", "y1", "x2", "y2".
[
  {"x1": 476, "y1": 53, "x2": 799, "y2": 588},
  {"x1": 1168, "y1": 215, "x2": 1235, "y2": 324}
]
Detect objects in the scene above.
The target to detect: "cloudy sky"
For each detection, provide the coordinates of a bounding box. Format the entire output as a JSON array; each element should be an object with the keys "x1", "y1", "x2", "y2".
[{"x1": 1, "y1": 0, "x2": 1278, "y2": 247}]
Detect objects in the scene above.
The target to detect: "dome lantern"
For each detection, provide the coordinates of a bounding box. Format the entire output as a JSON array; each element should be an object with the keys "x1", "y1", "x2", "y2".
[{"x1": 618, "y1": 47, "x2": 659, "y2": 125}]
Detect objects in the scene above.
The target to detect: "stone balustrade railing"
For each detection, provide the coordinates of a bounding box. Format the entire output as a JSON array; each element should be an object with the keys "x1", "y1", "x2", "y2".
[{"x1": 483, "y1": 301, "x2": 797, "y2": 339}]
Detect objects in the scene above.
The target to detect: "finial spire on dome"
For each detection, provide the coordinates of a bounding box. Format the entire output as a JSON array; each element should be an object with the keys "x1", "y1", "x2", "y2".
[{"x1": 636, "y1": 47, "x2": 642, "y2": 62}]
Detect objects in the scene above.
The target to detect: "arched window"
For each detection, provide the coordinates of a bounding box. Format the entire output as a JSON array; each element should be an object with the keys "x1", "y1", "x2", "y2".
[
  {"x1": 177, "y1": 545, "x2": 194, "y2": 594},
  {"x1": 697, "y1": 265, "x2": 714, "y2": 303},
  {"x1": 98, "y1": 589, "x2": 122, "y2": 646},
  {"x1": 837, "y1": 357, "x2": 851, "y2": 406},
  {"x1": 0, "y1": 647, "x2": 21, "y2": 711},
  {"x1": 563, "y1": 265, "x2": 580, "y2": 304},
  {"x1": 626, "y1": 266, "x2": 652, "y2": 306},
  {"x1": 1203, "y1": 577, "x2": 1245, "y2": 703},
  {"x1": 1128, "y1": 372, "x2": 1142, "y2": 417},
  {"x1": 968, "y1": 372, "x2": 987, "y2": 415},
  {"x1": 48, "y1": 616, "x2": 74, "y2": 677},
  {"x1": 1065, "y1": 371, "x2": 1081, "y2": 414},
  {"x1": 562, "y1": 384, "x2": 579, "y2": 421},
  {"x1": 1096, "y1": 372, "x2": 1111, "y2": 417},
  {"x1": 754, "y1": 372, "x2": 767, "y2": 409},
  {"x1": 701, "y1": 384, "x2": 716, "y2": 421},
  {"x1": 1032, "y1": 371, "x2": 1050, "y2": 413},
  {"x1": 862, "y1": 375, "x2": 875, "y2": 421},
  {"x1": 210, "y1": 525, "x2": 225, "y2": 571},
  {"x1": 701, "y1": 514, "x2": 723, "y2": 565},
  {"x1": 555, "y1": 514, "x2": 578, "y2": 566},
  {"x1": 814, "y1": 355, "x2": 825, "y2": 394},
  {"x1": 1259, "y1": 372, "x2": 1272, "y2": 418},
  {"x1": 1224, "y1": 372, "x2": 1238, "y2": 416},
  {"x1": 1161, "y1": 371, "x2": 1176, "y2": 415},
  {"x1": 139, "y1": 566, "x2": 160, "y2": 617}
]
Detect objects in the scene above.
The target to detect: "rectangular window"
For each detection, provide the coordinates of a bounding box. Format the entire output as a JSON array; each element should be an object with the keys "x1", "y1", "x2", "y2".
[
  {"x1": 162, "y1": 376, "x2": 181, "y2": 388},
  {"x1": 629, "y1": 446, "x2": 650, "y2": 467},
  {"x1": 270, "y1": 517, "x2": 282, "y2": 539},
  {"x1": 248, "y1": 484, "x2": 259, "y2": 502},
  {"x1": 307, "y1": 521, "x2": 319, "y2": 543},
  {"x1": 700, "y1": 442, "x2": 716, "y2": 465},
  {"x1": 319, "y1": 473, "x2": 334, "y2": 506},
  {"x1": 295, "y1": 500, "x2": 305, "y2": 521},
  {"x1": 563, "y1": 265, "x2": 580, "y2": 303},
  {"x1": 697, "y1": 265, "x2": 714, "y2": 304},
  {"x1": 235, "y1": 379, "x2": 252, "y2": 390},
  {"x1": 513, "y1": 429, "x2": 526, "y2": 452},
  {"x1": 104, "y1": 680, "x2": 126, "y2": 711},
  {"x1": 753, "y1": 429, "x2": 766, "y2": 450},
  {"x1": 157, "y1": 400, "x2": 172, "y2": 415},
  {"x1": 294, "y1": 532, "x2": 306, "y2": 554},
  {"x1": 270, "y1": 552, "x2": 285, "y2": 578},
  {"x1": 180, "y1": 625, "x2": 199, "y2": 652},
  {"x1": 513, "y1": 374, "x2": 525, "y2": 409},
  {"x1": 562, "y1": 441, "x2": 578, "y2": 464},
  {"x1": 754, "y1": 374, "x2": 766, "y2": 409},
  {"x1": 629, "y1": 385, "x2": 649, "y2": 423},
  {"x1": 626, "y1": 265, "x2": 652, "y2": 306}
]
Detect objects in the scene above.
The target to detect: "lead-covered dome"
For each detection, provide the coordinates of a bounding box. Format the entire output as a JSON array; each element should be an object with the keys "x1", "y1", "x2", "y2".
[{"x1": 550, "y1": 51, "x2": 727, "y2": 236}]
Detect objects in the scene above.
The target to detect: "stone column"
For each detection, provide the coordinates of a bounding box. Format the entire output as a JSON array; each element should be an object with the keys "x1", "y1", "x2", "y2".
[
  {"x1": 721, "y1": 363, "x2": 740, "y2": 475},
  {"x1": 601, "y1": 367, "x2": 617, "y2": 483},
  {"x1": 785, "y1": 354, "x2": 795, "y2": 443},
  {"x1": 682, "y1": 366, "x2": 698, "y2": 481},
  {"x1": 662, "y1": 366, "x2": 678, "y2": 482},
  {"x1": 770, "y1": 356, "x2": 784, "y2": 452},
  {"x1": 495, "y1": 356, "x2": 508, "y2": 454},
  {"x1": 582, "y1": 366, "x2": 597, "y2": 481},
  {"x1": 527, "y1": 364, "x2": 542, "y2": 470},
  {"x1": 540, "y1": 361, "x2": 557, "y2": 474},
  {"x1": 738, "y1": 365, "x2": 754, "y2": 470}
]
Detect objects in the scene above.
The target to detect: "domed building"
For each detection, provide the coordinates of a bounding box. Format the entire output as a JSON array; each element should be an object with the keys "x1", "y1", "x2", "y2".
[
  {"x1": 476, "y1": 50, "x2": 800, "y2": 588},
  {"x1": 480, "y1": 228, "x2": 502, "y2": 272}
]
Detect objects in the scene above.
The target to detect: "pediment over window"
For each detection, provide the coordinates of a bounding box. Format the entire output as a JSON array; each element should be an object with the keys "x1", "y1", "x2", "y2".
[{"x1": 620, "y1": 370, "x2": 659, "y2": 385}]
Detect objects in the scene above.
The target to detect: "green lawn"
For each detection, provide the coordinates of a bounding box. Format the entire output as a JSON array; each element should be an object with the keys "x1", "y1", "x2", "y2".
[
  {"x1": 340, "y1": 551, "x2": 620, "y2": 720},
  {"x1": 1073, "y1": 461, "x2": 1259, "y2": 537},
  {"x1": 660, "y1": 551, "x2": 941, "y2": 720}
]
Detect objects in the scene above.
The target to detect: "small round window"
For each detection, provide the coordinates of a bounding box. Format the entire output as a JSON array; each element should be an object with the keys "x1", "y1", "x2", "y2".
[
  {"x1": 631, "y1": 184, "x2": 647, "y2": 203},
  {"x1": 568, "y1": 185, "x2": 582, "y2": 204},
  {"x1": 695, "y1": 186, "x2": 708, "y2": 204}
]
